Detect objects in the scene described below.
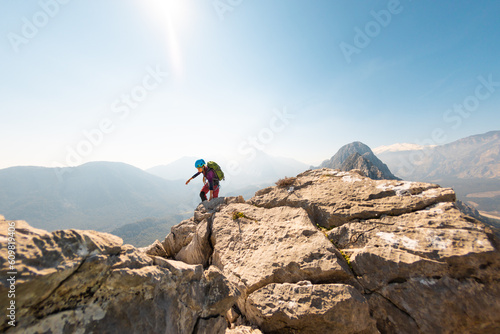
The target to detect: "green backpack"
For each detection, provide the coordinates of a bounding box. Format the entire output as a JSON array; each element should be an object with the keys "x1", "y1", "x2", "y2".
[{"x1": 207, "y1": 161, "x2": 225, "y2": 181}]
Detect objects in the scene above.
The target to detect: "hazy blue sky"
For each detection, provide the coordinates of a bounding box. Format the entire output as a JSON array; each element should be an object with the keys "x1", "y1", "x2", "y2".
[{"x1": 1, "y1": 0, "x2": 499, "y2": 169}]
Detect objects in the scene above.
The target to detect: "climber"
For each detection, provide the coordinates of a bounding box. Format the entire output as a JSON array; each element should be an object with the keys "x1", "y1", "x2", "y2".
[{"x1": 185, "y1": 159, "x2": 221, "y2": 202}]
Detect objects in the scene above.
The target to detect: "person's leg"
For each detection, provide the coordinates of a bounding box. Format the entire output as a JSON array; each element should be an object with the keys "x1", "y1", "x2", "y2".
[
  {"x1": 213, "y1": 184, "x2": 220, "y2": 198},
  {"x1": 200, "y1": 183, "x2": 209, "y2": 201}
]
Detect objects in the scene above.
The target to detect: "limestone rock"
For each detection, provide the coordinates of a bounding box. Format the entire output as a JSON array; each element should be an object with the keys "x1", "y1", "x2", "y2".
[
  {"x1": 163, "y1": 196, "x2": 245, "y2": 262},
  {"x1": 245, "y1": 282, "x2": 377, "y2": 334},
  {"x1": 2, "y1": 169, "x2": 500, "y2": 334},
  {"x1": 161, "y1": 169, "x2": 500, "y2": 333},
  {"x1": 249, "y1": 168, "x2": 456, "y2": 229},
  {"x1": 327, "y1": 201, "x2": 499, "y2": 290},
  {"x1": 247, "y1": 169, "x2": 500, "y2": 332},
  {"x1": 378, "y1": 276, "x2": 500, "y2": 333},
  {"x1": 226, "y1": 306, "x2": 240, "y2": 323},
  {"x1": 162, "y1": 217, "x2": 197, "y2": 257},
  {"x1": 194, "y1": 316, "x2": 227, "y2": 334},
  {"x1": 0, "y1": 218, "x2": 237, "y2": 334},
  {"x1": 226, "y1": 325, "x2": 263, "y2": 334},
  {"x1": 366, "y1": 293, "x2": 420, "y2": 334},
  {"x1": 210, "y1": 203, "x2": 352, "y2": 314},
  {"x1": 202, "y1": 266, "x2": 241, "y2": 318},
  {"x1": 175, "y1": 219, "x2": 212, "y2": 266},
  {"x1": 320, "y1": 180, "x2": 500, "y2": 331},
  {"x1": 139, "y1": 239, "x2": 167, "y2": 257}
]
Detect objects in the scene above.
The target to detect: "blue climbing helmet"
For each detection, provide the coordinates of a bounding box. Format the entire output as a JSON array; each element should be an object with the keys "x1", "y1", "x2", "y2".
[{"x1": 195, "y1": 159, "x2": 205, "y2": 168}]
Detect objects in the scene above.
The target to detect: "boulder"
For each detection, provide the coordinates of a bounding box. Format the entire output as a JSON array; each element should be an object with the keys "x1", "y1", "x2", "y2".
[
  {"x1": 162, "y1": 217, "x2": 197, "y2": 257},
  {"x1": 245, "y1": 282, "x2": 377, "y2": 333},
  {"x1": 319, "y1": 175, "x2": 500, "y2": 332},
  {"x1": 139, "y1": 239, "x2": 167, "y2": 257},
  {"x1": 0, "y1": 218, "x2": 237, "y2": 334},
  {"x1": 249, "y1": 168, "x2": 455, "y2": 229},
  {"x1": 175, "y1": 219, "x2": 212, "y2": 266},
  {"x1": 226, "y1": 325, "x2": 263, "y2": 334},
  {"x1": 194, "y1": 316, "x2": 227, "y2": 334},
  {"x1": 377, "y1": 276, "x2": 500, "y2": 333},
  {"x1": 210, "y1": 203, "x2": 352, "y2": 313},
  {"x1": 163, "y1": 196, "x2": 245, "y2": 264}
]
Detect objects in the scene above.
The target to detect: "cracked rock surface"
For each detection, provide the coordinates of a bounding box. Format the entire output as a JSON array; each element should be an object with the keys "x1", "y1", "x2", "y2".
[
  {"x1": 165, "y1": 169, "x2": 500, "y2": 333},
  {"x1": 0, "y1": 218, "x2": 238, "y2": 334},
  {"x1": 245, "y1": 282, "x2": 377, "y2": 334},
  {"x1": 2, "y1": 168, "x2": 500, "y2": 333}
]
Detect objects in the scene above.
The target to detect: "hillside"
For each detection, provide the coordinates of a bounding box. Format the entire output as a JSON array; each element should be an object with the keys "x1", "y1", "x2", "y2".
[
  {"x1": 110, "y1": 215, "x2": 187, "y2": 247},
  {"x1": 0, "y1": 162, "x2": 187, "y2": 232},
  {"x1": 2, "y1": 169, "x2": 499, "y2": 333}
]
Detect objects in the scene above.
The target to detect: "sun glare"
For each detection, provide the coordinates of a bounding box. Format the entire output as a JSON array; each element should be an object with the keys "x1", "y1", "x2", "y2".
[{"x1": 138, "y1": 0, "x2": 191, "y2": 77}]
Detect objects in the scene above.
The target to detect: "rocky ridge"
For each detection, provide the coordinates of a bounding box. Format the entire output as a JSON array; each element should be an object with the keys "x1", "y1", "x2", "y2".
[{"x1": 1, "y1": 168, "x2": 500, "y2": 333}]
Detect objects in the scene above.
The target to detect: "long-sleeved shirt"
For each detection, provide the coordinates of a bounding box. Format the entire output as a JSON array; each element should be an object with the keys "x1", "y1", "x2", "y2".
[{"x1": 191, "y1": 167, "x2": 219, "y2": 190}]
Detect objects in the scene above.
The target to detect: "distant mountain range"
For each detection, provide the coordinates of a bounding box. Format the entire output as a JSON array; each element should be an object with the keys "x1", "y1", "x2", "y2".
[
  {"x1": 375, "y1": 130, "x2": 500, "y2": 219},
  {"x1": 376, "y1": 131, "x2": 500, "y2": 180},
  {"x1": 373, "y1": 143, "x2": 436, "y2": 155},
  {"x1": 0, "y1": 162, "x2": 190, "y2": 232},
  {"x1": 314, "y1": 141, "x2": 399, "y2": 180}
]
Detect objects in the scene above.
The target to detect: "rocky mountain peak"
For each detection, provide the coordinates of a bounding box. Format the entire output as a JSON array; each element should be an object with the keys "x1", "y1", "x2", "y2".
[
  {"x1": 317, "y1": 142, "x2": 400, "y2": 180},
  {"x1": 1, "y1": 169, "x2": 500, "y2": 333},
  {"x1": 318, "y1": 141, "x2": 371, "y2": 168}
]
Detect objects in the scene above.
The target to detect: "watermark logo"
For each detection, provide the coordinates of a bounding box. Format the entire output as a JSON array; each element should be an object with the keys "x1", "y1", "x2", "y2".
[
  {"x1": 7, "y1": 0, "x2": 72, "y2": 53},
  {"x1": 237, "y1": 107, "x2": 294, "y2": 162},
  {"x1": 394, "y1": 74, "x2": 499, "y2": 176},
  {"x1": 224, "y1": 106, "x2": 295, "y2": 178},
  {"x1": 52, "y1": 65, "x2": 168, "y2": 180},
  {"x1": 212, "y1": 0, "x2": 243, "y2": 21},
  {"x1": 443, "y1": 74, "x2": 500, "y2": 129},
  {"x1": 339, "y1": 0, "x2": 405, "y2": 64},
  {"x1": 6, "y1": 221, "x2": 17, "y2": 327}
]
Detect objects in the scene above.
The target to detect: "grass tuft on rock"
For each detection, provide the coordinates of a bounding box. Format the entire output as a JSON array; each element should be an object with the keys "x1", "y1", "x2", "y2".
[{"x1": 276, "y1": 177, "x2": 297, "y2": 188}]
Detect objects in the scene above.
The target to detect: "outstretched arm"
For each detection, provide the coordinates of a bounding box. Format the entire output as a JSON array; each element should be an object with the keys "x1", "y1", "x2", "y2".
[{"x1": 187, "y1": 172, "x2": 202, "y2": 185}]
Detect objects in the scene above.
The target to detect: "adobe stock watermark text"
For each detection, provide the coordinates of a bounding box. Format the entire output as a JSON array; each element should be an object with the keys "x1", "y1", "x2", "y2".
[
  {"x1": 52, "y1": 65, "x2": 168, "y2": 180},
  {"x1": 6, "y1": 221, "x2": 17, "y2": 327},
  {"x1": 339, "y1": 0, "x2": 413, "y2": 64},
  {"x1": 8, "y1": 0, "x2": 72, "y2": 53},
  {"x1": 396, "y1": 74, "x2": 499, "y2": 176}
]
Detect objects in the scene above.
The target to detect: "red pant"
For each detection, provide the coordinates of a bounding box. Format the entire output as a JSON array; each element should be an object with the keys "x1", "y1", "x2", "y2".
[{"x1": 200, "y1": 183, "x2": 219, "y2": 201}]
